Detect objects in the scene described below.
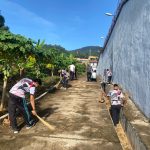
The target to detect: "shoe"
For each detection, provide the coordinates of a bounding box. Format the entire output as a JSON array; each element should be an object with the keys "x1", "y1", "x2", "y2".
[
  {"x1": 13, "y1": 130, "x2": 19, "y2": 134},
  {"x1": 11, "y1": 127, "x2": 19, "y2": 134},
  {"x1": 26, "y1": 122, "x2": 36, "y2": 129}
]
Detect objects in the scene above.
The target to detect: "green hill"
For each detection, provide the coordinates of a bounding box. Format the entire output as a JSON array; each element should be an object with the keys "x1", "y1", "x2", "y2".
[
  {"x1": 43, "y1": 44, "x2": 69, "y2": 54},
  {"x1": 43, "y1": 45, "x2": 102, "y2": 58},
  {"x1": 70, "y1": 46, "x2": 102, "y2": 58}
]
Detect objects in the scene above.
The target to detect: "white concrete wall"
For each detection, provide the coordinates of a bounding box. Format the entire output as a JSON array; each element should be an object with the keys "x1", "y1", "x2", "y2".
[{"x1": 97, "y1": 0, "x2": 150, "y2": 119}]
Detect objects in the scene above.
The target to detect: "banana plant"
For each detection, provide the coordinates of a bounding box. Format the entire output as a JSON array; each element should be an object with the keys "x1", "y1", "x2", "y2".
[
  {"x1": 0, "y1": 61, "x2": 11, "y2": 110},
  {"x1": 0, "y1": 30, "x2": 34, "y2": 110}
]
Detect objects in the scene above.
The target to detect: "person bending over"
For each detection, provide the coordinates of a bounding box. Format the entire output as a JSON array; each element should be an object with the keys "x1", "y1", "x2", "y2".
[{"x1": 8, "y1": 78, "x2": 41, "y2": 133}]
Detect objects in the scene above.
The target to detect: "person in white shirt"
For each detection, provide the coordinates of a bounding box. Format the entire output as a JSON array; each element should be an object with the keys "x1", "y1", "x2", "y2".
[
  {"x1": 91, "y1": 69, "x2": 96, "y2": 80},
  {"x1": 107, "y1": 84, "x2": 124, "y2": 126},
  {"x1": 106, "y1": 69, "x2": 112, "y2": 84},
  {"x1": 69, "y1": 64, "x2": 75, "y2": 80},
  {"x1": 8, "y1": 78, "x2": 41, "y2": 133}
]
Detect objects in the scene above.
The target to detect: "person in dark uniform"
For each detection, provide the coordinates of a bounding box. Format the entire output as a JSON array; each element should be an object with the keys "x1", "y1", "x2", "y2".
[{"x1": 86, "y1": 64, "x2": 92, "y2": 81}]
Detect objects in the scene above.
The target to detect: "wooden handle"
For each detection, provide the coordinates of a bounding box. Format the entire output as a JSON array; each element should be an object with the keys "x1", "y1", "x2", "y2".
[{"x1": 35, "y1": 114, "x2": 55, "y2": 131}]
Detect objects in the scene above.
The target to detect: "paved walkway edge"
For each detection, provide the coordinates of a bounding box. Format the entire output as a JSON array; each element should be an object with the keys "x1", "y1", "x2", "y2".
[{"x1": 120, "y1": 111, "x2": 148, "y2": 150}]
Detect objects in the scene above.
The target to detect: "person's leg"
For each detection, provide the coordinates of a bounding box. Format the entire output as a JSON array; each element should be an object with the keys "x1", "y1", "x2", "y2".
[
  {"x1": 62, "y1": 78, "x2": 65, "y2": 87},
  {"x1": 70, "y1": 71, "x2": 72, "y2": 80},
  {"x1": 69, "y1": 71, "x2": 72, "y2": 80},
  {"x1": 87, "y1": 72, "x2": 90, "y2": 81},
  {"x1": 63, "y1": 78, "x2": 67, "y2": 88},
  {"x1": 69, "y1": 71, "x2": 71, "y2": 80},
  {"x1": 72, "y1": 72, "x2": 75, "y2": 80},
  {"x1": 16, "y1": 98, "x2": 33, "y2": 126},
  {"x1": 8, "y1": 94, "x2": 18, "y2": 130},
  {"x1": 72, "y1": 71, "x2": 74, "y2": 80},
  {"x1": 65, "y1": 79, "x2": 68, "y2": 88},
  {"x1": 88, "y1": 72, "x2": 91, "y2": 81},
  {"x1": 116, "y1": 105, "x2": 121, "y2": 124},
  {"x1": 75, "y1": 71, "x2": 77, "y2": 79},
  {"x1": 111, "y1": 105, "x2": 118, "y2": 126},
  {"x1": 109, "y1": 76, "x2": 112, "y2": 83},
  {"x1": 89, "y1": 72, "x2": 92, "y2": 81},
  {"x1": 103, "y1": 82, "x2": 106, "y2": 92},
  {"x1": 107, "y1": 76, "x2": 110, "y2": 83}
]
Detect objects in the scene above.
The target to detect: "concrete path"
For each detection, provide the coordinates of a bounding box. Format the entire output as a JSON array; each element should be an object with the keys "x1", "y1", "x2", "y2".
[{"x1": 0, "y1": 77, "x2": 122, "y2": 150}]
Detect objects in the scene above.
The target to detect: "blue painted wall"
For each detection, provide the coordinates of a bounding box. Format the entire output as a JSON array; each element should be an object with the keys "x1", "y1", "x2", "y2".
[{"x1": 97, "y1": 0, "x2": 150, "y2": 119}]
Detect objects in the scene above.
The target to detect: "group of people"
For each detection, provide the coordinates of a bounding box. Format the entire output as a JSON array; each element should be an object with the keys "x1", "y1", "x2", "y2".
[
  {"x1": 101, "y1": 68, "x2": 126, "y2": 127},
  {"x1": 7, "y1": 63, "x2": 124, "y2": 134},
  {"x1": 7, "y1": 64, "x2": 77, "y2": 134}
]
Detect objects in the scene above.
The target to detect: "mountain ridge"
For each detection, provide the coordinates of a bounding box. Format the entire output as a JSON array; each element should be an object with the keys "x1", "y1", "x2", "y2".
[{"x1": 70, "y1": 46, "x2": 102, "y2": 58}]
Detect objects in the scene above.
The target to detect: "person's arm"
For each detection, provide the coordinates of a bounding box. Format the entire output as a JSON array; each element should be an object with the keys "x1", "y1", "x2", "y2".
[
  {"x1": 30, "y1": 95, "x2": 37, "y2": 115},
  {"x1": 107, "y1": 91, "x2": 111, "y2": 106},
  {"x1": 120, "y1": 92, "x2": 127, "y2": 106},
  {"x1": 30, "y1": 87, "x2": 37, "y2": 115}
]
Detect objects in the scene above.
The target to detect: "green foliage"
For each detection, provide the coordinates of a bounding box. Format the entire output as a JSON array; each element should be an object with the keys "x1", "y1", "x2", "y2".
[
  {"x1": 75, "y1": 63, "x2": 86, "y2": 75},
  {"x1": 0, "y1": 15, "x2": 9, "y2": 31},
  {"x1": 71, "y1": 46, "x2": 102, "y2": 58},
  {"x1": 0, "y1": 30, "x2": 34, "y2": 81},
  {"x1": 0, "y1": 15, "x2": 5, "y2": 27}
]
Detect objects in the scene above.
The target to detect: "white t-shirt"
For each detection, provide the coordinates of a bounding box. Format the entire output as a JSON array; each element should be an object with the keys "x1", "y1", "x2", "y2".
[
  {"x1": 69, "y1": 64, "x2": 75, "y2": 72},
  {"x1": 91, "y1": 72, "x2": 96, "y2": 79},
  {"x1": 9, "y1": 78, "x2": 36, "y2": 98},
  {"x1": 107, "y1": 89, "x2": 124, "y2": 105},
  {"x1": 107, "y1": 70, "x2": 112, "y2": 77}
]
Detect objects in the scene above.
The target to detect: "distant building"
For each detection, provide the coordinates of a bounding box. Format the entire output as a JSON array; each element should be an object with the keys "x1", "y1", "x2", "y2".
[
  {"x1": 76, "y1": 58, "x2": 89, "y2": 64},
  {"x1": 88, "y1": 56, "x2": 98, "y2": 68},
  {"x1": 76, "y1": 56, "x2": 98, "y2": 67}
]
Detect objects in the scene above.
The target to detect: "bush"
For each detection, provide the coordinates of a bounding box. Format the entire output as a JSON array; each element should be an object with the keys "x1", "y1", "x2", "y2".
[{"x1": 76, "y1": 63, "x2": 86, "y2": 75}]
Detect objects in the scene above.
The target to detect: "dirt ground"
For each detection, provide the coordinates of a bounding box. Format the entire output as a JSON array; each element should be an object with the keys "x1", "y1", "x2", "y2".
[{"x1": 0, "y1": 77, "x2": 123, "y2": 150}]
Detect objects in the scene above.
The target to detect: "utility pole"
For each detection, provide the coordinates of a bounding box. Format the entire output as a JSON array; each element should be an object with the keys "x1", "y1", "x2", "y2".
[{"x1": 89, "y1": 49, "x2": 91, "y2": 56}]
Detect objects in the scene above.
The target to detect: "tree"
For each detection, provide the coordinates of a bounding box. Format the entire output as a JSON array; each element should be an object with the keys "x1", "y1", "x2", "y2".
[
  {"x1": 0, "y1": 15, "x2": 5, "y2": 27},
  {"x1": 0, "y1": 15, "x2": 9, "y2": 31},
  {"x1": 0, "y1": 30, "x2": 33, "y2": 110}
]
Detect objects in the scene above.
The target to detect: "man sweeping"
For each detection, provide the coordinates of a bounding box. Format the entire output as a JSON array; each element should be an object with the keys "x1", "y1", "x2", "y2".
[
  {"x1": 8, "y1": 78, "x2": 42, "y2": 133},
  {"x1": 107, "y1": 84, "x2": 124, "y2": 127}
]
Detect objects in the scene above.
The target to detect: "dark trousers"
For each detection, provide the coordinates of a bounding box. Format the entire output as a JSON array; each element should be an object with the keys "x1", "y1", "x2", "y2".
[
  {"x1": 111, "y1": 105, "x2": 121, "y2": 126},
  {"x1": 101, "y1": 82, "x2": 106, "y2": 92},
  {"x1": 107, "y1": 76, "x2": 112, "y2": 83},
  {"x1": 8, "y1": 93, "x2": 33, "y2": 130},
  {"x1": 70, "y1": 71, "x2": 74, "y2": 80},
  {"x1": 75, "y1": 71, "x2": 77, "y2": 79},
  {"x1": 62, "y1": 78, "x2": 68, "y2": 88},
  {"x1": 87, "y1": 72, "x2": 91, "y2": 81}
]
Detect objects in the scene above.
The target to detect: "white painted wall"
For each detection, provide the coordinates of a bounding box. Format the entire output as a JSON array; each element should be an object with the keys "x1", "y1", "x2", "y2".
[{"x1": 97, "y1": 0, "x2": 150, "y2": 118}]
